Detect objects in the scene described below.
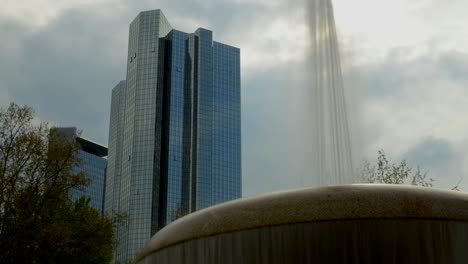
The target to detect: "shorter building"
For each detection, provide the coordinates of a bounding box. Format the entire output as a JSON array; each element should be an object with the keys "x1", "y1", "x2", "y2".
[{"x1": 54, "y1": 127, "x2": 108, "y2": 214}]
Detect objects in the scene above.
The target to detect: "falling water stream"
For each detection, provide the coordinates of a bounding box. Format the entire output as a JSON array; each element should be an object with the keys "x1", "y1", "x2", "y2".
[{"x1": 305, "y1": 0, "x2": 355, "y2": 185}]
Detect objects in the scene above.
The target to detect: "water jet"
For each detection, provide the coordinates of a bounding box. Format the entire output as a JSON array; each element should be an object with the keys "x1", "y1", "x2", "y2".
[{"x1": 303, "y1": 0, "x2": 355, "y2": 185}]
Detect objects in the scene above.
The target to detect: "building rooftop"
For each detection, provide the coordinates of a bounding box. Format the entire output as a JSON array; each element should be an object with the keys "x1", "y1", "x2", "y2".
[{"x1": 77, "y1": 137, "x2": 108, "y2": 157}]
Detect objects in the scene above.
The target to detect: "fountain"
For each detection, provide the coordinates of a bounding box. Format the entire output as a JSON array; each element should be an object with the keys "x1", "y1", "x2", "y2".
[
  {"x1": 135, "y1": 1, "x2": 468, "y2": 263},
  {"x1": 137, "y1": 185, "x2": 468, "y2": 263},
  {"x1": 305, "y1": 0, "x2": 354, "y2": 185}
]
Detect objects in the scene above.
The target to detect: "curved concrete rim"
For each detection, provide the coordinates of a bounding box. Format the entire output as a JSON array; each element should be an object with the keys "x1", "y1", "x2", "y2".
[{"x1": 138, "y1": 184, "x2": 468, "y2": 261}]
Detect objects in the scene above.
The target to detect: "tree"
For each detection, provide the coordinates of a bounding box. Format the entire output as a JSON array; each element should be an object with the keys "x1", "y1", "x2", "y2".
[
  {"x1": 0, "y1": 102, "x2": 114, "y2": 263},
  {"x1": 359, "y1": 150, "x2": 434, "y2": 187}
]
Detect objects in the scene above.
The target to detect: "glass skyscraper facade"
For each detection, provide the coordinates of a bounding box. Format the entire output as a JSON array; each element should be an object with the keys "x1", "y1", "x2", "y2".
[
  {"x1": 54, "y1": 127, "x2": 108, "y2": 214},
  {"x1": 72, "y1": 149, "x2": 107, "y2": 212},
  {"x1": 105, "y1": 10, "x2": 241, "y2": 262}
]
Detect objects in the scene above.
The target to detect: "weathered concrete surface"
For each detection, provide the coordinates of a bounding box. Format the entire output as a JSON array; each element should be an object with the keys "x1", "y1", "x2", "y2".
[{"x1": 137, "y1": 185, "x2": 468, "y2": 263}]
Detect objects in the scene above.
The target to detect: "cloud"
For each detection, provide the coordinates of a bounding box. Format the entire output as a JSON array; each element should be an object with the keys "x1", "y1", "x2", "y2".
[
  {"x1": 1, "y1": 0, "x2": 304, "y2": 196},
  {"x1": 402, "y1": 137, "x2": 463, "y2": 189},
  {"x1": 0, "y1": 7, "x2": 129, "y2": 144},
  {"x1": 2, "y1": 0, "x2": 468, "y2": 196},
  {"x1": 241, "y1": 63, "x2": 310, "y2": 195},
  {"x1": 333, "y1": 0, "x2": 468, "y2": 66},
  {"x1": 358, "y1": 48, "x2": 468, "y2": 190},
  {"x1": 0, "y1": 0, "x2": 298, "y2": 144},
  {"x1": 0, "y1": 18, "x2": 28, "y2": 106},
  {"x1": 0, "y1": 0, "x2": 122, "y2": 28},
  {"x1": 153, "y1": 0, "x2": 304, "y2": 75}
]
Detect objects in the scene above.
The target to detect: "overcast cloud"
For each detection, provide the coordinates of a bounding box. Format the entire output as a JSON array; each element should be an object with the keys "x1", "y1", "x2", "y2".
[{"x1": 2, "y1": 0, "x2": 468, "y2": 195}]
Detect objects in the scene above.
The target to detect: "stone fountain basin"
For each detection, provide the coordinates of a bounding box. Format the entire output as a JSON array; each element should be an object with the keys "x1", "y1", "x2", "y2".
[{"x1": 137, "y1": 184, "x2": 468, "y2": 264}]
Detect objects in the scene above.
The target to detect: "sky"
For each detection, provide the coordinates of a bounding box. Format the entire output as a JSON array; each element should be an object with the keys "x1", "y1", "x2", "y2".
[{"x1": 1, "y1": 0, "x2": 468, "y2": 196}]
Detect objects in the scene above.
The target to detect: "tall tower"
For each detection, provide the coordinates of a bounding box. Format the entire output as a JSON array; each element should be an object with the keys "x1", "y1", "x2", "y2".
[{"x1": 105, "y1": 10, "x2": 241, "y2": 262}]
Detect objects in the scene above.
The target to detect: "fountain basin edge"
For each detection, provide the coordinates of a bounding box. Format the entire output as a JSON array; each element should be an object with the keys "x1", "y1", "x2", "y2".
[{"x1": 137, "y1": 184, "x2": 468, "y2": 263}]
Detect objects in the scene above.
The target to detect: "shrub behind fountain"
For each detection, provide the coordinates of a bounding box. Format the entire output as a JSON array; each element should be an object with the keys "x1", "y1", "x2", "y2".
[{"x1": 137, "y1": 185, "x2": 468, "y2": 264}]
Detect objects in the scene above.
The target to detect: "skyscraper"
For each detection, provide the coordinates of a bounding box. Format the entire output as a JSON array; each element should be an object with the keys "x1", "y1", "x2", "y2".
[
  {"x1": 105, "y1": 10, "x2": 241, "y2": 262},
  {"x1": 53, "y1": 127, "x2": 108, "y2": 214}
]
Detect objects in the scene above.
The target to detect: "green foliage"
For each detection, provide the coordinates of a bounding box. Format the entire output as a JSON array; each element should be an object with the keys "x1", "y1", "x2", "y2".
[
  {"x1": 171, "y1": 205, "x2": 188, "y2": 222},
  {"x1": 0, "y1": 102, "x2": 114, "y2": 263},
  {"x1": 45, "y1": 197, "x2": 114, "y2": 264},
  {"x1": 360, "y1": 150, "x2": 434, "y2": 187}
]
